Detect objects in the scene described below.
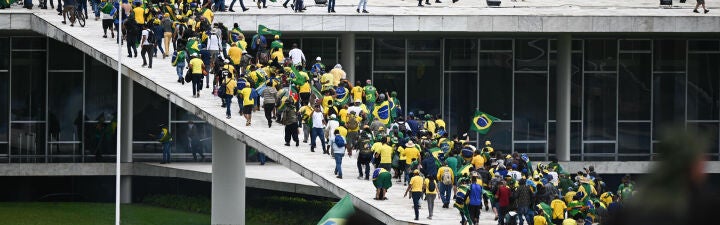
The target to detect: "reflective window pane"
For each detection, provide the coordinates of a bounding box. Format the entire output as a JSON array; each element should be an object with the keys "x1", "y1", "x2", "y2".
[
  {"x1": 84, "y1": 121, "x2": 116, "y2": 162},
  {"x1": 619, "y1": 40, "x2": 651, "y2": 51},
  {"x1": 0, "y1": 38, "x2": 8, "y2": 70},
  {"x1": 9, "y1": 123, "x2": 46, "y2": 163},
  {"x1": 584, "y1": 143, "x2": 615, "y2": 154},
  {"x1": 444, "y1": 73, "x2": 477, "y2": 135},
  {"x1": 48, "y1": 39, "x2": 84, "y2": 70},
  {"x1": 356, "y1": 38, "x2": 371, "y2": 51},
  {"x1": 584, "y1": 155, "x2": 615, "y2": 161},
  {"x1": 85, "y1": 56, "x2": 118, "y2": 121},
  {"x1": 653, "y1": 40, "x2": 686, "y2": 72},
  {"x1": 515, "y1": 39, "x2": 548, "y2": 72},
  {"x1": 618, "y1": 53, "x2": 651, "y2": 120},
  {"x1": 687, "y1": 54, "x2": 720, "y2": 120},
  {"x1": 408, "y1": 39, "x2": 440, "y2": 51},
  {"x1": 484, "y1": 122, "x2": 511, "y2": 154},
  {"x1": 303, "y1": 38, "x2": 337, "y2": 71},
  {"x1": 653, "y1": 74, "x2": 685, "y2": 139},
  {"x1": 584, "y1": 73, "x2": 617, "y2": 140},
  {"x1": 354, "y1": 52, "x2": 372, "y2": 85},
  {"x1": 407, "y1": 52, "x2": 441, "y2": 116},
  {"x1": 171, "y1": 104, "x2": 200, "y2": 122},
  {"x1": 479, "y1": 52, "x2": 512, "y2": 120},
  {"x1": 11, "y1": 51, "x2": 46, "y2": 121},
  {"x1": 688, "y1": 40, "x2": 720, "y2": 52},
  {"x1": 11, "y1": 37, "x2": 46, "y2": 50},
  {"x1": 444, "y1": 39, "x2": 477, "y2": 71},
  {"x1": 0, "y1": 72, "x2": 8, "y2": 142},
  {"x1": 374, "y1": 39, "x2": 405, "y2": 71},
  {"x1": 133, "y1": 83, "x2": 169, "y2": 141},
  {"x1": 548, "y1": 122, "x2": 582, "y2": 156},
  {"x1": 618, "y1": 123, "x2": 651, "y2": 155},
  {"x1": 172, "y1": 122, "x2": 212, "y2": 154},
  {"x1": 514, "y1": 73, "x2": 547, "y2": 141},
  {"x1": 688, "y1": 122, "x2": 719, "y2": 159},
  {"x1": 0, "y1": 144, "x2": 7, "y2": 161},
  {"x1": 48, "y1": 143, "x2": 82, "y2": 163},
  {"x1": 514, "y1": 143, "x2": 547, "y2": 160},
  {"x1": 48, "y1": 72, "x2": 84, "y2": 141},
  {"x1": 480, "y1": 39, "x2": 512, "y2": 51},
  {"x1": 373, "y1": 73, "x2": 405, "y2": 103},
  {"x1": 584, "y1": 39, "x2": 617, "y2": 72}
]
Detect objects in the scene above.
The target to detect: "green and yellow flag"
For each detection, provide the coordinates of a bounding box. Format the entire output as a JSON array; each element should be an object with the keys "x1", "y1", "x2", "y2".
[
  {"x1": 317, "y1": 195, "x2": 355, "y2": 225},
  {"x1": 258, "y1": 24, "x2": 282, "y2": 36},
  {"x1": 470, "y1": 111, "x2": 498, "y2": 134}
]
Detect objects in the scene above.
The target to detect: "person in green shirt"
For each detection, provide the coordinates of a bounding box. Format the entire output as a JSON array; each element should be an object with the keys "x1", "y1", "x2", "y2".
[
  {"x1": 617, "y1": 175, "x2": 634, "y2": 202},
  {"x1": 363, "y1": 79, "x2": 377, "y2": 112},
  {"x1": 172, "y1": 49, "x2": 187, "y2": 84}
]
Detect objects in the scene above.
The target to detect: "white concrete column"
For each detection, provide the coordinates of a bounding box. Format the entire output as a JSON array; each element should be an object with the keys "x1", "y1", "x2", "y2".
[
  {"x1": 120, "y1": 76, "x2": 134, "y2": 203},
  {"x1": 556, "y1": 34, "x2": 572, "y2": 162},
  {"x1": 341, "y1": 33, "x2": 356, "y2": 83},
  {"x1": 211, "y1": 127, "x2": 246, "y2": 225}
]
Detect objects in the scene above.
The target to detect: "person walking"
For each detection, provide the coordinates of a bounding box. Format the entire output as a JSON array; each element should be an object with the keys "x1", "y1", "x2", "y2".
[
  {"x1": 239, "y1": 84, "x2": 255, "y2": 126},
  {"x1": 516, "y1": 179, "x2": 534, "y2": 225},
  {"x1": 229, "y1": 0, "x2": 249, "y2": 12},
  {"x1": 309, "y1": 104, "x2": 326, "y2": 152},
  {"x1": 101, "y1": 5, "x2": 115, "y2": 38},
  {"x1": 172, "y1": 49, "x2": 187, "y2": 84},
  {"x1": 161, "y1": 14, "x2": 173, "y2": 58},
  {"x1": 152, "y1": 20, "x2": 165, "y2": 58},
  {"x1": 261, "y1": 81, "x2": 278, "y2": 127},
  {"x1": 436, "y1": 161, "x2": 454, "y2": 208},
  {"x1": 468, "y1": 173, "x2": 484, "y2": 225},
  {"x1": 356, "y1": 126, "x2": 373, "y2": 180},
  {"x1": 496, "y1": 180, "x2": 511, "y2": 224},
  {"x1": 356, "y1": 0, "x2": 368, "y2": 13},
  {"x1": 404, "y1": 169, "x2": 424, "y2": 221},
  {"x1": 551, "y1": 194, "x2": 567, "y2": 225},
  {"x1": 329, "y1": 130, "x2": 346, "y2": 179},
  {"x1": 298, "y1": 104, "x2": 313, "y2": 143},
  {"x1": 694, "y1": 0, "x2": 709, "y2": 13},
  {"x1": 424, "y1": 176, "x2": 438, "y2": 220},
  {"x1": 187, "y1": 121, "x2": 205, "y2": 161},
  {"x1": 222, "y1": 72, "x2": 236, "y2": 119},
  {"x1": 325, "y1": 114, "x2": 340, "y2": 154},
  {"x1": 327, "y1": 0, "x2": 335, "y2": 13},
  {"x1": 140, "y1": 24, "x2": 154, "y2": 68},
  {"x1": 188, "y1": 53, "x2": 205, "y2": 98},
  {"x1": 281, "y1": 100, "x2": 300, "y2": 146},
  {"x1": 156, "y1": 124, "x2": 173, "y2": 164}
]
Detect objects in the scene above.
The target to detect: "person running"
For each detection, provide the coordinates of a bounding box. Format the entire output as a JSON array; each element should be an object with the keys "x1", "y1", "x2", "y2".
[
  {"x1": 188, "y1": 53, "x2": 205, "y2": 98},
  {"x1": 261, "y1": 81, "x2": 277, "y2": 128},
  {"x1": 238, "y1": 83, "x2": 255, "y2": 126},
  {"x1": 404, "y1": 169, "x2": 424, "y2": 221},
  {"x1": 424, "y1": 176, "x2": 438, "y2": 220},
  {"x1": 329, "y1": 129, "x2": 346, "y2": 179}
]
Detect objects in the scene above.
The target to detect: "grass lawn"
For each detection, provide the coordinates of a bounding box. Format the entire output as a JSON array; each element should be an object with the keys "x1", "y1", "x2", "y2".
[{"x1": 0, "y1": 202, "x2": 209, "y2": 225}]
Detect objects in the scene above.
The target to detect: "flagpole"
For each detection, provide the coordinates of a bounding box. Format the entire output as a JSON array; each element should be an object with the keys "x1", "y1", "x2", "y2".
[{"x1": 115, "y1": 2, "x2": 123, "y2": 225}]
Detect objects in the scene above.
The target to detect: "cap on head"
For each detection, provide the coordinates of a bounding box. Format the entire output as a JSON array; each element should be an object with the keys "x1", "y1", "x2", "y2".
[
  {"x1": 316, "y1": 56, "x2": 321, "y2": 61},
  {"x1": 413, "y1": 169, "x2": 420, "y2": 175},
  {"x1": 274, "y1": 35, "x2": 280, "y2": 39}
]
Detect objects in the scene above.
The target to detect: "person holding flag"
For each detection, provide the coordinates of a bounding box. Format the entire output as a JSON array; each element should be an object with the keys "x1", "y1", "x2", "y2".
[
  {"x1": 372, "y1": 95, "x2": 391, "y2": 126},
  {"x1": 470, "y1": 110, "x2": 499, "y2": 134},
  {"x1": 99, "y1": 1, "x2": 117, "y2": 38},
  {"x1": 363, "y1": 79, "x2": 377, "y2": 112}
]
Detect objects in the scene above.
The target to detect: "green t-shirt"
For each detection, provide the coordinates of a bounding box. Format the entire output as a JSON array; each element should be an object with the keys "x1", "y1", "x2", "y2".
[
  {"x1": 364, "y1": 85, "x2": 377, "y2": 103},
  {"x1": 446, "y1": 157, "x2": 459, "y2": 176}
]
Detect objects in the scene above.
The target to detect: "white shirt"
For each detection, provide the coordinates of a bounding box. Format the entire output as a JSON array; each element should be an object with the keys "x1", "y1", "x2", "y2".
[
  {"x1": 548, "y1": 171, "x2": 559, "y2": 186},
  {"x1": 141, "y1": 29, "x2": 151, "y2": 45},
  {"x1": 329, "y1": 134, "x2": 346, "y2": 154},
  {"x1": 387, "y1": 122, "x2": 411, "y2": 134},
  {"x1": 312, "y1": 111, "x2": 325, "y2": 128},
  {"x1": 207, "y1": 34, "x2": 221, "y2": 51},
  {"x1": 508, "y1": 170, "x2": 522, "y2": 181},
  {"x1": 288, "y1": 48, "x2": 305, "y2": 65},
  {"x1": 347, "y1": 106, "x2": 361, "y2": 116},
  {"x1": 326, "y1": 120, "x2": 340, "y2": 138}
]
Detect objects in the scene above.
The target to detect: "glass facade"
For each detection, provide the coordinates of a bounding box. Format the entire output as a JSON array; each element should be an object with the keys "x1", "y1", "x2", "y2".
[{"x1": 1, "y1": 33, "x2": 720, "y2": 162}]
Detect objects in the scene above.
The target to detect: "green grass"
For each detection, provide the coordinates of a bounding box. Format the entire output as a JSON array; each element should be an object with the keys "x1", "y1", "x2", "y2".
[{"x1": 0, "y1": 202, "x2": 209, "y2": 225}]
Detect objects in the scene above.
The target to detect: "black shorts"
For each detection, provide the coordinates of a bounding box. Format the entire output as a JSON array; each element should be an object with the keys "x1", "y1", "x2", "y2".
[
  {"x1": 698, "y1": 0, "x2": 705, "y2": 3},
  {"x1": 242, "y1": 105, "x2": 253, "y2": 114},
  {"x1": 102, "y1": 19, "x2": 113, "y2": 30}
]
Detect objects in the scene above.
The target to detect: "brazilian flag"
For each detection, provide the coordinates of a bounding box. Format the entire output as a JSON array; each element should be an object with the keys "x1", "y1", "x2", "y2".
[
  {"x1": 310, "y1": 85, "x2": 322, "y2": 100},
  {"x1": 186, "y1": 38, "x2": 200, "y2": 55},
  {"x1": 100, "y1": 2, "x2": 117, "y2": 15},
  {"x1": 536, "y1": 202, "x2": 553, "y2": 224},
  {"x1": 372, "y1": 101, "x2": 391, "y2": 125},
  {"x1": 317, "y1": 195, "x2": 354, "y2": 225},
  {"x1": 334, "y1": 87, "x2": 349, "y2": 106},
  {"x1": 162, "y1": 3, "x2": 177, "y2": 21},
  {"x1": 470, "y1": 111, "x2": 499, "y2": 134},
  {"x1": 291, "y1": 66, "x2": 307, "y2": 86},
  {"x1": 258, "y1": 24, "x2": 282, "y2": 36}
]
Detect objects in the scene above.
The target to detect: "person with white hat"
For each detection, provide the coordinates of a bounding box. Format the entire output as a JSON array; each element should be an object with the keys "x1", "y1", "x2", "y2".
[{"x1": 311, "y1": 56, "x2": 325, "y2": 77}]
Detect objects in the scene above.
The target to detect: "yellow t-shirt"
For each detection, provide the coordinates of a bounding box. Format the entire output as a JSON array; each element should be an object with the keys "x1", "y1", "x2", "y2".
[
  {"x1": 371, "y1": 142, "x2": 383, "y2": 154},
  {"x1": 228, "y1": 46, "x2": 242, "y2": 65},
  {"x1": 223, "y1": 78, "x2": 236, "y2": 95},
  {"x1": 562, "y1": 219, "x2": 577, "y2": 225},
  {"x1": 424, "y1": 178, "x2": 437, "y2": 194},
  {"x1": 471, "y1": 155, "x2": 485, "y2": 169},
  {"x1": 201, "y1": 8, "x2": 213, "y2": 23},
  {"x1": 239, "y1": 87, "x2": 254, "y2": 106},
  {"x1": 222, "y1": 65, "x2": 236, "y2": 76},
  {"x1": 351, "y1": 86, "x2": 364, "y2": 102},
  {"x1": 435, "y1": 119, "x2": 446, "y2": 129},
  {"x1": 271, "y1": 50, "x2": 285, "y2": 62},
  {"x1": 299, "y1": 105, "x2": 313, "y2": 123},
  {"x1": 533, "y1": 215, "x2": 548, "y2": 225},
  {"x1": 133, "y1": 7, "x2": 146, "y2": 24},
  {"x1": 339, "y1": 109, "x2": 348, "y2": 123},
  {"x1": 551, "y1": 199, "x2": 567, "y2": 219},
  {"x1": 336, "y1": 126, "x2": 347, "y2": 138},
  {"x1": 424, "y1": 120, "x2": 436, "y2": 134},
  {"x1": 378, "y1": 144, "x2": 393, "y2": 164},
  {"x1": 189, "y1": 58, "x2": 204, "y2": 74},
  {"x1": 322, "y1": 96, "x2": 333, "y2": 112},
  {"x1": 409, "y1": 175, "x2": 424, "y2": 192},
  {"x1": 403, "y1": 147, "x2": 420, "y2": 164}
]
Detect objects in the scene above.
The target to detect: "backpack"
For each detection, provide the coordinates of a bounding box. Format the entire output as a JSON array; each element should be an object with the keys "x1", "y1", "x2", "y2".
[
  {"x1": 281, "y1": 108, "x2": 298, "y2": 125},
  {"x1": 334, "y1": 135, "x2": 346, "y2": 148},
  {"x1": 442, "y1": 168, "x2": 453, "y2": 185},
  {"x1": 428, "y1": 179, "x2": 437, "y2": 192},
  {"x1": 346, "y1": 114, "x2": 359, "y2": 130},
  {"x1": 146, "y1": 29, "x2": 156, "y2": 44}
]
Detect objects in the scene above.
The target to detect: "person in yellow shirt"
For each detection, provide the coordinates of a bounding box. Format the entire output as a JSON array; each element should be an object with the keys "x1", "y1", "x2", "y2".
[
  {"x1": 551, "y1": 195, "x2": 567, "y2": 225},
  {"x1": 221, "y1": 59, "x2": 236, "y2": 77},
  {"x1": 351, "y1": 81, "x2": 364, "y2": 103},
  {"x1": 238, "y1": 85, "x2": 254, "y2": 126},
  {"x1": 436, "y1": 162, "x2": 454, "y2": 208},
  {"x1": 423, "y1": 176, "x2": 438, "y2": 219},
  {"x1": 221, "y1": 72, "x2": 236, "y2": 119},
  {"x1": 132, "y1": 3, "x2": 146, "y2": 25},
  {"x1": 298, "y1": 104, "x2": 314, "y2": 143},
  {"x1": 534, "y1": 209, "x2": 549, "y2": 225},
  {"x1": 404, "y1": 169, "x2": 424, "y2": 221},
  {"x1": 423, "y1": 114, "x2": 436, "y2": 135},
  {"x1": 402, "y1": 141, "x2": 421, "y2": 165},
  {"x1": 471, "y1": 153, "x2": 486, "y2": 170},
  {"x1": 188, "y1": 53, "x2": 204, "y2": 98},
  {"x1": 228, "y1": 43, "x2": 242, "y2": 70},
  {"x1": 320, "y1": 72, "x2": 334, "y2": 92},
  {"x1": 434, "y1": 115, "x2": 446, "y2": 130},
  {"x1": 329, "y1": 64, "x2": 346, "y2": 87},
  {"x1": 374, "y1": 138, "x2": 393, "y2": 171},
  {"x1": 271, "y1": 47, "x2": 284, "y2": 63}
]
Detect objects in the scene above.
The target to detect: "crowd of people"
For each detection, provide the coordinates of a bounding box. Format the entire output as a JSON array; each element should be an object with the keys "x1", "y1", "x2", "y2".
[{"x1": 3, "y1": 0, "x2": 648, "y2": 223}]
